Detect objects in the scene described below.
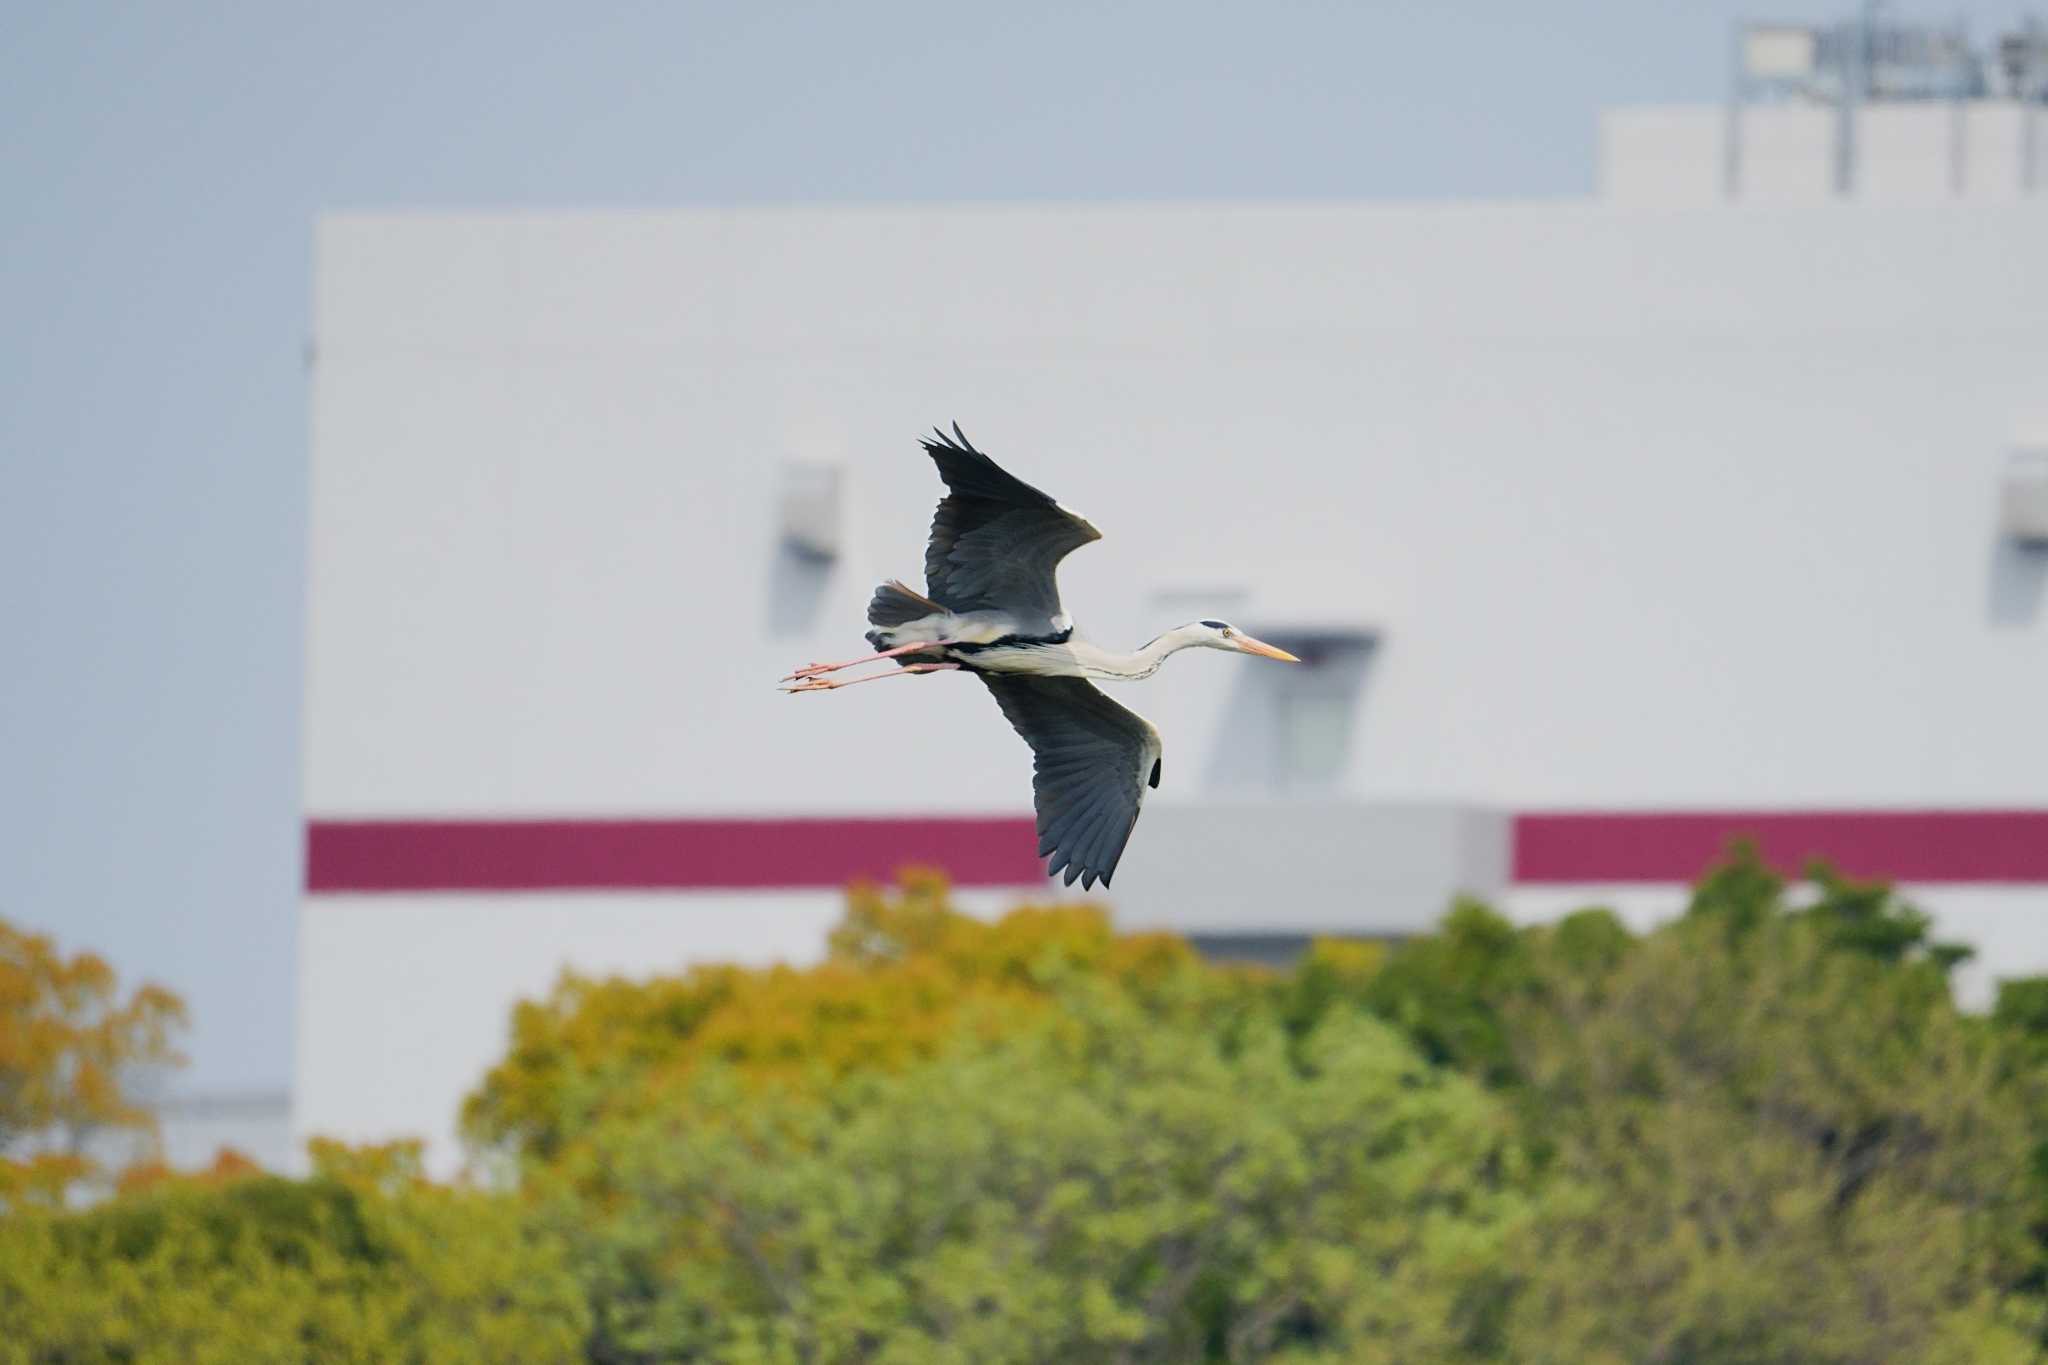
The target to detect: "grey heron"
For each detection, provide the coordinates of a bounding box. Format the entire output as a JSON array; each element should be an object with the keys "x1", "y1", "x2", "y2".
[{"x1": 781, "y1": 425, "x2": 1300, "y2": 890}]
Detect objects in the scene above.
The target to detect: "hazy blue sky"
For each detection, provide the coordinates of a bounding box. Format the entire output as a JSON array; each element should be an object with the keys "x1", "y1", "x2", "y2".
[{"x1": 3, "y1": 1, "x2": 2036, "y2": 1095}]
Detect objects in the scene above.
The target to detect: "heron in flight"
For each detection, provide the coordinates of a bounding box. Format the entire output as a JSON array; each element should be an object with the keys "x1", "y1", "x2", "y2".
[{"x1": 781, "y1": 425, "x2": 1300, "y2": 890}]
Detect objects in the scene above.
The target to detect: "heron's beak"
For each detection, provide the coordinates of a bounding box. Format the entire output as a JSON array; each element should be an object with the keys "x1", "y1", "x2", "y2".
[{"x1": 1234, "y1": 634, "x2": 1301, "y2": 663}]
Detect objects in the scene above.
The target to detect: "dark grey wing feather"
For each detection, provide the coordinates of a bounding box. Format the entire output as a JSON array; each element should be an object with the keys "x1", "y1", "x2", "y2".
[
  {"x1": 921, "y1": 425, "x2": 1101, "y2": 618},
  {"x1": 980, "y1": 674, "x2": 1162, "y2": 891}
]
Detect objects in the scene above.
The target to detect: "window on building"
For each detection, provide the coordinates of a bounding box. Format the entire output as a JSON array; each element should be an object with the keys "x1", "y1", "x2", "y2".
[
  {"x1": 1217, "y1": 628, "x2": 1376, "y2": 795},
  {"x1": 1277, "y1": 681, "x2": 1356, "y2": 791},
  {"x1": 1153, "y1": 585, "x2": 1378, "y2": 798},
  {"x1": 1186, "y1": 931, "x2": 1407, "y2": 969}
]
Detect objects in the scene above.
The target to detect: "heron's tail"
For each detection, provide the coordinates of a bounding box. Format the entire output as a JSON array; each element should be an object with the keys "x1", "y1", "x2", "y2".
[
  {"x1": 866, "y1": 579, "x2": 942, "y2": 630},
  {"x1": 865, "y1": 579, "x2": 943, "y2": 651}
]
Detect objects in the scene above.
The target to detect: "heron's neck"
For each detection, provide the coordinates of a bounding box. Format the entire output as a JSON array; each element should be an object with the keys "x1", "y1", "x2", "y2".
[{"x1": 1074, "y1": 629, "x2": 1199, "y2": 681}]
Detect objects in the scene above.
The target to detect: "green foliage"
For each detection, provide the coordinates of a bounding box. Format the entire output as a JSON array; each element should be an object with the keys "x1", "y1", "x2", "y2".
[
  {"x1": 0, "y1": 1164, "x2": 589, "y2": 1364},
  {"x1": 1995, "y1": 976, "x2": 2048, "y2": 1039},
  {"x1": 1337, "y1": 844, "x2": 1976, "y2": 1100},
  {"x1": 1501, "y1": 910, "x2": 2042, "y2": 1363},
  {"x1": 466, "y1": 861, "x2": 2048, "y2": 1362},
  {"x1": 1182, "y1": 846, "x2": 2048, "y2": 1361},
  {"x1": 15, "y1": 851, "x2": 2048, "y2": 1362},
  {"x1": 1351, "y1": 899, "x2": 1535, "y2": 1084},
  {"x1": 1690, "y1": 842, "x2": 1974, "y2": 975},
  {"x1": 558, "y1": 988, "x2": 1530, "y2": 1364}
]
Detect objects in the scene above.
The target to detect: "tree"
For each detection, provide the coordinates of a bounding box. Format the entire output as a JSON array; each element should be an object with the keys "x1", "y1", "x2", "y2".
[
  {"x1": 0, "y1": 916, "x2": 186, "y2": 1208},
  {"x1": 459, "y1": 860, "x2": 2048, "y2": 1362},
  {"x1": 0, "y1": 1147, "x2": 591, "y2": 1364},
  {"x1": 1352, "y1": 897, "x2": 1537, "y2": 1086},
  {"x1": 12, "y1": 858, "x2": 2026, "y2": 1362},
  {"x1": 1497, "y1": 877, "x2": 2043, "y2": 1362},
  {"x1": 560, "y1": 988, "x2": 1530, "y2": 1364},
  {"x1": 462, "y1": 870, "x2": 1216, "y2": 1171}
]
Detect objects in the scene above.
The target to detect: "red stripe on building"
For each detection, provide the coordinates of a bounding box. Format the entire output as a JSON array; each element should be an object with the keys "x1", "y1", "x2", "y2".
[
  {"x1": 306, "y1": 809, "x2": 2048, "y2": 895},
  {"x1": 1512, "y1": 810, "x2": 2048, "y2": 885},
  {"x1": 306, "y1": 816, "x2": 1045, "y2": 893}
]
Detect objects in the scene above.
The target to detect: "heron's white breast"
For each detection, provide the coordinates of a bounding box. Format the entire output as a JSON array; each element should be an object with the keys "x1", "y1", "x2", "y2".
[
  {"x1": 889, "y1": 611, "x2": 1012, "y2": 645},
  {"x1": 956, "y1": 643, "x2": 1087, "y2": 677}
]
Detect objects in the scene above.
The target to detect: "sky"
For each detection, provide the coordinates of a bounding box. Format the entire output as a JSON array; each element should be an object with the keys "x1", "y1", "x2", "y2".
[{"x1": 3, "y1": 0, "x2": 2039, "y2": 1096}]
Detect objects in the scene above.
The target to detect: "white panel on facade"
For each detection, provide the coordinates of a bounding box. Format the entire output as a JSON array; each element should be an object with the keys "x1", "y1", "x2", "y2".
[
  {"x1": 1920, "y1": 888, "x2": 2048, "y2": 1009},
  {"x1": 1858, "y1": 104, "x2": 1957, "y2": 200},
  {"x1": 1599, "y1": 106, "x2": 1725, "y2": 205},
  {"x1": 1609, "y1": 100, "x2": 2047, "y2": 204},
  {"x1": 1737, "y1": 105, "x2": 1839, "y2": 201},
  {"x1": 1108, "y1": 804, "x2": 1509, "y2": 936},
  {"x1": 296, "y1": 893, "x2": 850, "y2": 1174},
  {"x1": 1966, "y1": 104, "x2": 2031, "y2": 198}
]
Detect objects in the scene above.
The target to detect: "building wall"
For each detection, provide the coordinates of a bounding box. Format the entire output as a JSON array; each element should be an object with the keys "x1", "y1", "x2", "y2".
[
  {"x1": 302, "y1": 197, "x2": 2048, "y2": 1171},
  {"x1": 297, "y1": 890, "x2": 847, "y2": 1168},
  {"x1": 1603, "y1": 101, "x2": 2048, "y2": 204}
]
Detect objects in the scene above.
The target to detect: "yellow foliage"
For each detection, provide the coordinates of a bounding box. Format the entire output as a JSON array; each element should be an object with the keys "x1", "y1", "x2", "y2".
[
  {"x1": 462, "y1": 870, "x2": 1207, "y2": 1166},
  {"x1": 0, "y1": 1152, "x2": 91, "y2": 1211},
  {"x1": 306, "y1": 1136, "x2": 429, "y2": 1195},
  {"x1": 0, "y1": 916, "x2": 188, "y2": 1206},
  {"x1": 114, "y1": 1146, "x2": 260, "y2": 1198}
]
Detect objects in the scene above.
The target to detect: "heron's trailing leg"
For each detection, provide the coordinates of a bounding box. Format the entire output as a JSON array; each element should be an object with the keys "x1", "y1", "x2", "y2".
[
  {"x1": 781, "y1": 640, "x2": 959, "y2": 682},
  {"x1": 782, "y1": 662, "x2": 960, "y2": 693}
]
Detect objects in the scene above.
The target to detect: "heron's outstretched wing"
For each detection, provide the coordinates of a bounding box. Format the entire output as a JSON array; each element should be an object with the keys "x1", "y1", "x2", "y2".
[
  {"x1": 921, "y1": 424, "x2": 1102, "y2": 619},
  {"x1": 980, "y1": 674, "x2": 1162, "y2": 890}
]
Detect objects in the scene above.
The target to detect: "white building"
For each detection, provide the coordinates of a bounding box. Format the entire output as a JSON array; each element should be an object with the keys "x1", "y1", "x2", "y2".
[{"x1": 298, "y1": 58, "x2": 2048, "y2": 1171}]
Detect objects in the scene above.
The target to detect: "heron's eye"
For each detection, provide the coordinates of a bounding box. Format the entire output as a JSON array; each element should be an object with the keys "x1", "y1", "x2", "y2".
[{"x1": 1221, "y1": 627, "x2": 1234, "y2": 638}]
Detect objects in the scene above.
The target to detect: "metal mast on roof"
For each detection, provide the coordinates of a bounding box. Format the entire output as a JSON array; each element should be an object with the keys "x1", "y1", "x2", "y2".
[{"x1": 1726, "y1": 10, "x2": 2042, "y2": 200}]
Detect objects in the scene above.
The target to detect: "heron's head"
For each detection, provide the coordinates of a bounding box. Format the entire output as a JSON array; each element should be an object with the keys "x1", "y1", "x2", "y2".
[{"x1": 1188, "y1": 619, "x2": 1301, "y2": 663}]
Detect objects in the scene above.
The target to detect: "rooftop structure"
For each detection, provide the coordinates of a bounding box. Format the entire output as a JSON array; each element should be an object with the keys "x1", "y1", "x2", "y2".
[{"x1": 1606, "y1": 14, "x2": 2048, "y2": 203}]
